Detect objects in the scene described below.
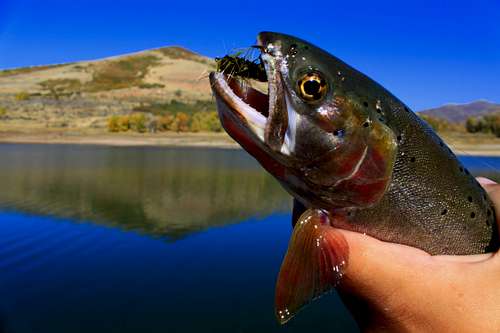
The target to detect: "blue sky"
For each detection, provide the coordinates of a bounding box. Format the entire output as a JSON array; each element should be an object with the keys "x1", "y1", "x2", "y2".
[{"x1": 0, "y1": 0, "x2": 498, "y2": 110}]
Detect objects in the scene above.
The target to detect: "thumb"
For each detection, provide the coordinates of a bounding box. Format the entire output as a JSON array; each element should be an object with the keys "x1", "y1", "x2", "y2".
[
  {"x1": 337, "y1": 228, "x2": 431, "y2": 297},
  {"x1": 334, "y1": 230, "x2": 434, "y2": 329}
]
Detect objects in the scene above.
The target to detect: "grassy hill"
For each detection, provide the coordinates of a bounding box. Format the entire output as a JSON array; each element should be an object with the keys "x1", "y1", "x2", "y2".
[
  {"x1": 0, "y1": 48, "x2": 499, "y2": 141},
  {"x1": 419, "y1": 100, "x2": 500, "y2": 123},
  {"x1": 0, "y1": 46, "x2": 216, "y2": 131}
]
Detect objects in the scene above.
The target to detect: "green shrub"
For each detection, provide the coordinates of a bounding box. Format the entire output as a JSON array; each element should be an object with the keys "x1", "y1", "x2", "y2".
[
  {"x1": 172, "y1": 112, "x2": 190, "y2": 132},
  {"x1": 108, "y1": 115, "x2": 121, "y2": 132},
  {"x1": 133, "y1": 100, "x2": 216, "y2": 116},
  {"x1": 465, "y1": 117, "x2": 490, "y2": 133},
  {"x1": 0, "y1": 64, "x2": 64, "y2": 77},
  {"x1": 86, "y1": 55, "x2": 160, "y2": 91},
  {"x1": 419, "y1": 114, "x2": 453, "y2": 132},
  {"x1": 107, "y1": 115, "x2": 131, "y2": 132},
  {"x1": 465, "y1": 113, "x2": 500, "y2": 136},
  {"x1": 190, "y1": 111, "x2": 222, "y2": 132},
  {"x1": 157, "y1": 47, "x2": 210, "y2": 65},
  {"x1": 118, "y1": 116, "x2": 130, "y2": 132},
  {"x1": 108, "y1": 113, "x2": 149, "y2": 133},
  {"x1": 489, "y1": 114, "x2": 500, "y2": 137},
  {"x1": 157, "y1": 114, "x2": 175, "y2": 131},
  {"x1": 108, "y1": 110, "x2": 223, "y2": 134},
  {"x1": 129, "y1": 113, "x2": 147, "y2": 133},
  {"x1": 39, "y1": 78, "x2": 82, "y2": 99},
  {"x1": 15, "y1": 92, "x2": 30, "y2": 101},
  {"x1": 138, "y1": 83, "x2": 165, "y2": 89}
]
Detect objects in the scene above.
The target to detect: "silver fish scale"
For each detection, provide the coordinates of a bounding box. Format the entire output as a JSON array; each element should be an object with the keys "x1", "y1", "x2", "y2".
[{"x1": 347, "y1": 103, "x2": 497, "y2": 255}]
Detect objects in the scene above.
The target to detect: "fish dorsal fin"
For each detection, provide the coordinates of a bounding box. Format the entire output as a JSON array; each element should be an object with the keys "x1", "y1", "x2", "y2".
[{"x1": 276, "y1": 209, "x2": 349, "y2": 324}]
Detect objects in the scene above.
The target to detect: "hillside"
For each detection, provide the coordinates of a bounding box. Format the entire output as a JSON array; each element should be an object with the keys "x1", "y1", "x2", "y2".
[
  {"x1": 0, "y1": 48, "x2": 499, "y2": 146},
  {"x1": 419, "y1": 100, "x2": 500, "y2": 123},
  {"x1": 0, "y1": 46, "x2": 216, "y2": 131}
]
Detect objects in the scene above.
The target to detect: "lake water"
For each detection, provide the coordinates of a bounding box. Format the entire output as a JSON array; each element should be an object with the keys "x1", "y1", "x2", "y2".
[{"x1": 0, "y1": 144, "x2": 499, "y2": 333}]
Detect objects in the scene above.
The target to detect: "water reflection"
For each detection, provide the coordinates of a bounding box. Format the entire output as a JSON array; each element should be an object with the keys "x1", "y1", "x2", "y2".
[
  {"x1": 0, "y1": 144, "x2": 291, "y2": 239},
  {"x1": 0, "y1": 144, "x2": 499, "y2": 332},
  {"x1": 0, "y1": 212, "x2": 357, "y2": 333}
]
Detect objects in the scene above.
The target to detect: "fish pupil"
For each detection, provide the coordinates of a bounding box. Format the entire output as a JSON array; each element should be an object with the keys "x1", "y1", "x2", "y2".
[{"x1": 304, "y1": 80, "x2": 320, "y2": 96}]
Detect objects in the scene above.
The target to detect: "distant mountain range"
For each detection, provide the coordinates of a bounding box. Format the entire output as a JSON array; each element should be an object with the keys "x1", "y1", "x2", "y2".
[{"x1": 418, "y1": 100, "x2": 500, "y2": 123}]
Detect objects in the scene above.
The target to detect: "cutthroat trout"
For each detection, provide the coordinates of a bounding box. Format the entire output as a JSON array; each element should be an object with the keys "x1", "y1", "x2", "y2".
[{"x1": 209, "y1": 32, "x2": 498, "y2": 323}]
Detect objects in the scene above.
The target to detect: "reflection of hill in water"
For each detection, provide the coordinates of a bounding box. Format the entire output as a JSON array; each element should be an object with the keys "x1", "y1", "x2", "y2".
[{"x1": 0, "y1": 144, "x2": 291, "y2": 239}]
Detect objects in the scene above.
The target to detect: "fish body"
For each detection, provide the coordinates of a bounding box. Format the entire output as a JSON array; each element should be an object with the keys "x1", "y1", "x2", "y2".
[{"x1": 210, "y1": 32, "x2": 498, "y2": 322}]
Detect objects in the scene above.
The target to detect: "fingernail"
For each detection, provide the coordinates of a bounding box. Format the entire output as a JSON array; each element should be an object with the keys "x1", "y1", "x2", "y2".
[{"x1": 476, "y1": 177, "x2": 498, "y2": 185}]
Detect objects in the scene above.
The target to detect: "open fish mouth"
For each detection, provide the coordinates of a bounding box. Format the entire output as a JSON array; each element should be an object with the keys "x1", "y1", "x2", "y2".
[
  {"x1": 210, "y1": 35, "x2": 289, "y2": 158},
  {"x1": 209, "y1": 71, "x2": 270, "y2": 143}
]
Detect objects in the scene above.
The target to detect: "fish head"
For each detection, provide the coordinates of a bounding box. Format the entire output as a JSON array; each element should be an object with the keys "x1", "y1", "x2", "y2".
[{"x1": 210, "y1": 32, "x2": 398, "y2": 209}]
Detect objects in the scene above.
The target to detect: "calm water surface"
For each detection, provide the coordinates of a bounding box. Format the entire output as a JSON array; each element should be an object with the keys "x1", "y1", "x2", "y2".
[{"x1": 0, "y1": 144, "x2": 499, "y2": 333}]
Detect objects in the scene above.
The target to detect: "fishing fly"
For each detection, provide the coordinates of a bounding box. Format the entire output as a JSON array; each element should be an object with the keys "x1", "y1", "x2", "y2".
[{"x1": 215, "y1": 49, "x2": 267, "y2": 82}]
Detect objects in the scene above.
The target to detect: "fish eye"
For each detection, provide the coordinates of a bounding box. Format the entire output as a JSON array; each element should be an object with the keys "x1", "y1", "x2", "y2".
[{"x1": 297, "y1": 72, "x2": 327, "y2": 102}]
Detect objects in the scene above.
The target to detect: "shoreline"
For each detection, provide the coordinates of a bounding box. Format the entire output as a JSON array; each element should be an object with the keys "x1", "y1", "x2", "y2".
[
  {"x1": 0, "y1": 131, "x2": 499, "y2": 156},
  {"x1": 0, "y1": 131, "x2": 240, "y2": 149}
]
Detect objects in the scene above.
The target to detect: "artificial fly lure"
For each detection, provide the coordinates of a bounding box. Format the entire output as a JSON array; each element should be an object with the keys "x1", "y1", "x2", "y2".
[{"x1": 215, "y1": 50, "x2": 267, "y2": 82}]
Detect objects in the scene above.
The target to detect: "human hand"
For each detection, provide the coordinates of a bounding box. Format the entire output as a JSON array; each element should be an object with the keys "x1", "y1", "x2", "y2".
[{"x1": 336, "y1": 178, "x2": 500, "y2": 332}]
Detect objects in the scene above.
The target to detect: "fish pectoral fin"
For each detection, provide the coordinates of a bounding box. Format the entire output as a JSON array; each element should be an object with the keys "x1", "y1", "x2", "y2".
[{"x1": 275, "y1": 209, "x2": 349, "y2": 324}]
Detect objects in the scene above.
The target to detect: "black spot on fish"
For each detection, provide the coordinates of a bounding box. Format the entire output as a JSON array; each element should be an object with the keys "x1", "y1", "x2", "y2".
[
  {"x1": 404, "y1": 107, "x2": 410, "y2": 112},
  {"x1": 488, "y1": 209, "x2": 492, "y2": 217},
  {"x1": 441, "y1": 209, "x2": 448, "y2": 215},
  {"x1": 410, "y1": 157, "x2": 416, "y2": 162},
  {"x1": 376, "y1": 109, "x2": 382, "y2": 114},
  {"x1": 363, "y1": 101, "x2": 369, "y2": 107},
  {"x1": 459, "y1": 167, "x2": 464, "y2": 173},
  {"x1": 470, "y1": 212, "x2": 476, "y2": 219},
  {"x1": 468, "y1": 196, "x2": 473, "y2": 203},
  {"x1": 289, "y1": 44, "x2": 298, "y2": 55},
  {"x1": 363, "y1": 122, "x2": 369, "y2": 128},
  {"x1": 333, "y1": 129, "x2": 344, "y2": 137},
  {"x1": 397, "y1": 135, "x2": 402, "y2": 142},
  {"x1": 378, "y1": 117, "x2": 384, "y2": 122},
  {"x1": 347, "y1": 211, "x2": 352, "y2": 217},
  {"x1": 439, "y1": 141, "x2": 444, "y2": 147}
]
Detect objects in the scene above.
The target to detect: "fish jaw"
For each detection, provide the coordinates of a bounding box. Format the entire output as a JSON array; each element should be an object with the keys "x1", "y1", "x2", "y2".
[
  {"x1": 210, "y1": 32, "x2": 300, "y2": 179},
  {"x1": 209, "y1": 72, "x2": 288, "y2": 180},
  {"x1": 210, "y1": 72, "x2": 267, "y2": 142}
]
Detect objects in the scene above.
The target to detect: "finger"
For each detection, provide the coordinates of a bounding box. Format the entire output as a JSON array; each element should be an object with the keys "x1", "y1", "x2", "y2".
[
  {"x1": 488, "y1": 189, "x2": 500, "y2": 233},
  {"x1": 477, "y1": 177, "x2": 500, "y2": 195},
  {"x1": 433, "y1": 253, "x2": 494, "y2": 263},
  {"x1": 476, "y1": 177, "x2": 498, "y2": 186},
  {"x1": 337, "y1": 226, "x2": 497, "y2": 293},
  {"x1": 336, "y1": 229, "x2": 430, "y2": 292}
]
